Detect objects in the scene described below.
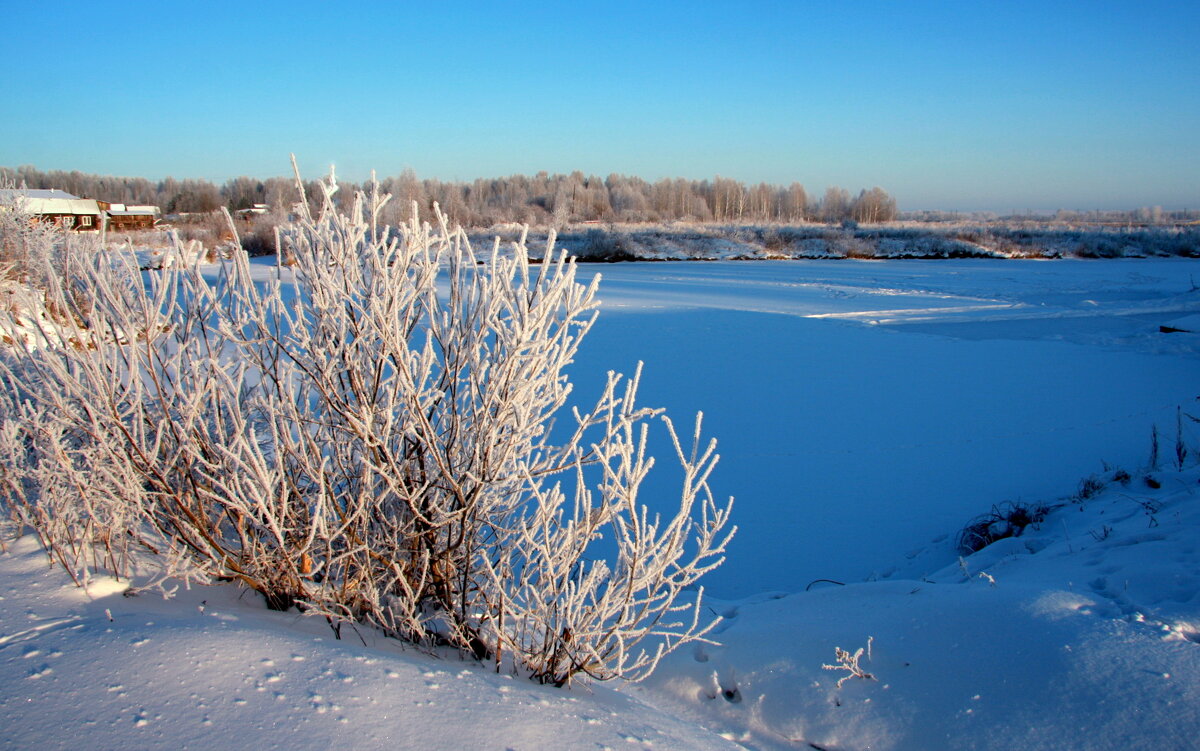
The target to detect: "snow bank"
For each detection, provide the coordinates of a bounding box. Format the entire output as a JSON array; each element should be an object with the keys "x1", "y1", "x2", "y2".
[
  {"x1": 636, "y1": 466, "x2": 1200, "y2": 751},
  {"x1": 0, "y1": 537, "x2": 736, "y2": 750}
]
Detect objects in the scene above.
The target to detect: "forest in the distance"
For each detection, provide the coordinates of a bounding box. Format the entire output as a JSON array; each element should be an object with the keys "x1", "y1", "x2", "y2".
[
  {"x1": 5, "y1": 164, "x2": 1195, "y2": 229},
  {"x1": 1, "y1": 164, "x2": 905, "y2": 226},
  {"x1": 5, "y1": 164, "x2": 1199, "y2": 260}
]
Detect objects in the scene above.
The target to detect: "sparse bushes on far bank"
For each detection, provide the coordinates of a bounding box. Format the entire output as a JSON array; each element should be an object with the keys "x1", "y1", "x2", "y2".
[{"x1": 536, "y1": 223, "x2": 1200, "y2": 261}]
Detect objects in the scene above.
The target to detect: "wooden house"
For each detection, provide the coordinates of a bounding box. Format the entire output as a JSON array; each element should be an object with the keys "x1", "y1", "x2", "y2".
[
  {"x1": 0, "y1": 188, "x2": 104, "y2": 230},
  {"x1": 99, "y1": 202, "x2": 160, "y2": 231}
]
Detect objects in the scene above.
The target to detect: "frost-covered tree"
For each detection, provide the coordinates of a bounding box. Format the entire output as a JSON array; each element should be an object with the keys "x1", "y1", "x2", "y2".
[
  {"x1": 821, "y1": 186, "x2": 852, "y2": 223},
  {"x1": 166, "y1": 179, "x2": 222, "y2": 213},
  {"x1": 851, "y1": 187, "x2": 898, "y2": 224},
  {"x1": 221, "y1": 176, "x2": 268, "y2": 211},
  {"x1": 785, "y1": 182, "x2": 808, "y2": 222}
]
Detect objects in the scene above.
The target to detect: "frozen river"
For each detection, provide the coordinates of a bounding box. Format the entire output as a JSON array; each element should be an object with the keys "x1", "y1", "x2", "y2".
[{"x1": 566, "y1": 258, "x2": 1200, "y2": 596}]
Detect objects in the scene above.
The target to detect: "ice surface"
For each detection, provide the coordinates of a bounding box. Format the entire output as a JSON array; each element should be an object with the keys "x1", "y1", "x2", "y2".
[{"x1": 570, "y1": 259, "x2": 1200, "y2": 596}]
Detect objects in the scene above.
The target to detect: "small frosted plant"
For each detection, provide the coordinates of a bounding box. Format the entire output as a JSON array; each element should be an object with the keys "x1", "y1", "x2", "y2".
[{"x1": 823, "y1": 636, "x2": 875, "y2": 689}]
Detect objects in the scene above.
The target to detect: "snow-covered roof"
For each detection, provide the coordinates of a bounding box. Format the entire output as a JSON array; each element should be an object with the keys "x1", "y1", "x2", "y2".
[
  {"x1": 0, "y1": 188, "x2": 100, "y2": 216},
  {"x1": 17, "y1": 197, "x2": 102, "y2": 216},
  {"x1": 0, "y1": 188, "x2": 81, "y2": 201}
]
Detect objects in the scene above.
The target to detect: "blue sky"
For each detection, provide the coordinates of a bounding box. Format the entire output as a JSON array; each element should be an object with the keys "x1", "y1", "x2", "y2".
[{"x1": 3, "y1": 0, "x2": 1197, "y2": 211}]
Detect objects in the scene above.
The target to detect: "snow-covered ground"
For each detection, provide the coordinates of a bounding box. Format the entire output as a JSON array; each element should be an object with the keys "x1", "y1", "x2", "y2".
[{"x1": 3, "y1": 257, "x2": 1198, "y2": 749}]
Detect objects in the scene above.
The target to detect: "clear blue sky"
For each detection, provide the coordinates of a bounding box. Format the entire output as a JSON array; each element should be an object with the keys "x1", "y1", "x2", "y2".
[{"x1": 4, "y1": 0, "x2": 1197, "y2": 211}]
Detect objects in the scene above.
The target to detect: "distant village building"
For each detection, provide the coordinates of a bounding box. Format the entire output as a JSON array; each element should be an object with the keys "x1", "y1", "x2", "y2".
[
  {"x1": 0, "y1": 188, "x2": 103, "y2": 230},
  {"x1": 1, "y1": 189, "x2": 161, "y2": 231},
  {"x1": 235, "y1": 204, "x2": 270, "y2": 219},
  {"x1": 99, "y1": 202, "x2": 160, "y2": 231}
]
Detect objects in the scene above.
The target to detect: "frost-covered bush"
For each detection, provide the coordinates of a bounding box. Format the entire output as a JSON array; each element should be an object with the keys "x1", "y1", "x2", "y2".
[
  {"x1": 0, "y1": 163, "x2": 733, "y2": 686},
  {"x1": 0, "y1": 191, "x2": 114, "y2": 349},
  {"x1": 956, "y1": 501, "x2": 1048, "y2": 554},
  {"x1": 558, "y1": 227, "x2": 640, "y2": 262},
  {"x1": 0, "y1": 187, "x2": 86, "y2": 289},
  {"x1": 238, "y1": 213, "x2": 282, "y2": 256}
]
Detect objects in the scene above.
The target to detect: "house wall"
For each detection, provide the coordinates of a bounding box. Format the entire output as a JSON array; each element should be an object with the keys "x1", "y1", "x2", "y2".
[
  {"x1": 36, "y1": 212, "x2": 100, "y2": 231},
  {"x1": 107, "y1": 214, "x2": 156, "y2": 231}
]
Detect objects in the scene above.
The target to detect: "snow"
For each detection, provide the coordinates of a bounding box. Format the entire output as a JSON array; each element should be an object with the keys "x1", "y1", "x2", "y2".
[
  {"x1": 0, "y1": 279, "x2": 68, "y2": 350},
  {"x1": 1164, "y1": 313, "x2": 1200, "y2": 333},
  {"x1": 0, "y1": 538, "x2": 734, "y2": 751},
  {"x1": 3, "y1": 256, "x2": 1199, "y2": 749},
  {"x1": 633, "y1": 466, "x2": 1200, "y2": 750}
]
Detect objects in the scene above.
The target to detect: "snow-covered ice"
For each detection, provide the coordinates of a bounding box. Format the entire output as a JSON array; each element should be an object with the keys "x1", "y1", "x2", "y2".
[
  {"x1": 2, "y1": 256, "x2": 1198, "y2": 749},
  {"x1": 572, "y1": 259, "x2": 1199, "y2": 596}
]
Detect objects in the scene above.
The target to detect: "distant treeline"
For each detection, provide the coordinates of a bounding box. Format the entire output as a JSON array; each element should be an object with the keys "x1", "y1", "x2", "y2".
[
  {"x1": 2, "y1": 165, "x2": 899, "y2": 226},
  {"x1": 5, "y1": 165, "x2": 1195, "y2": 230}
]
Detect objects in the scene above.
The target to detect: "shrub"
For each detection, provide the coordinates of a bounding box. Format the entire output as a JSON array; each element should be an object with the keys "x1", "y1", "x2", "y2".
[
  {"x1": 1076, "y1": 474, "x2": 1105, "y2": 501},
  {"x1": 956, "y1": 501, "x2": 1047, "y2": 554},
  {"x1": 568, "y1": 227, "x2": 640, "y2": 262},
  {"x1": 0, "y1": 186, "x2": 77, "y2": 286},
  {"x1": 238, "y1": 214, "x2": 280, "y2": 256},
  {"x1": 168, "y1": 211, "x2": 227, "y2": 248},
  {"x1": 0, "y1": 163, "x2": 734, "y2": 686}
]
